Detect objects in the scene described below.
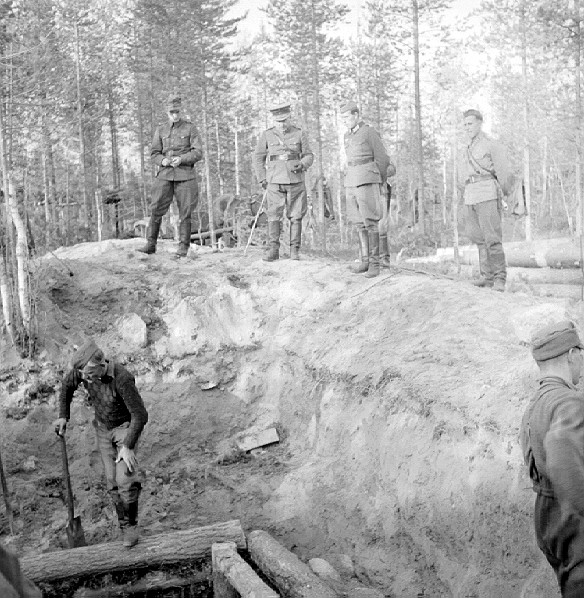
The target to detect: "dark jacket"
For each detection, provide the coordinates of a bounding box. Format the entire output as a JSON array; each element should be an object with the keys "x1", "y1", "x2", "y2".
[
  {"x1": 59, "y1": 360, "x2": 148, "y2": 449},
  {"x1": 344, "y1": 122, "x2": 391, "y2": 187},
  {"x1": 151, "y1": 118, "x2": 203, "y2": 181}
]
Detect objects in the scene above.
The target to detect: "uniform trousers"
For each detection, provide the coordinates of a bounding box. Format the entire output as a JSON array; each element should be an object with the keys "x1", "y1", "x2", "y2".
[
  {"x1": 346, "y1": 183, "x2": 382, "y2": 232},
  {"x1": 465, "y1": 199, "x2": 506, "y2": 282},
  {"x1": 535, "y1": 493, "x2": 584, "y2": 597},
  {"x1": 94, "y1": 420, "x2": 142, "y2": 506},
  {"x1": 266, "y1": 182, "x2": 307, "y2": 223},
  {"x1": 150, "y1": 178, "x2": 198, "y2": 226}
]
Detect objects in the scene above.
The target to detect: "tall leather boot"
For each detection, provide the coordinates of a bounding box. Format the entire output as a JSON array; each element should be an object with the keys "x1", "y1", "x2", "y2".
[
  {"x1": 290, "y1": 221, "x2": 302, "y2": 260},
  {"x1": 137, "y1": 217, "x2": 162, "y2": 254},
  {"x1": 263, "y1": 221, "x2": 281, "y2": 262},
  {"x1": 122, "y1": 500, "x2": 140, "y2": 548},
  {"x1": 175, "y1": 219, "x2": 191, "y2": 258},
  {"x1": 379, "y1": 234, "x2": 391, "y2": 268},
  {"x1": 349, "y1": 229, "x2": 369, "y2": 273},
  {"x1": 364, "y1": 231, "x2": 380, "y2": 278},
  {"x1": 472, "y1": 244, "x2": 494, "y2": 287}
]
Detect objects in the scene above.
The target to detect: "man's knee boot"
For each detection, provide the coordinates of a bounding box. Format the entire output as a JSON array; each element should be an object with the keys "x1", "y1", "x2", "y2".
[
  {"x1": 350, "y1": 229, "x2": 369, "y2": 273},
  {"x1": 364, "y1": 231, "x2": 380, "y2": 278},
  {"x1": 122, "y1": 500, "x2": 140, "y2": 548},
  {"x1": 175, "y1": 219, "x2": 191, "y2": 258},
  {"x1": 379, "y1": 234, "x2": 391, "y2": 268},
  {"x1": 290, "y1": 221, "x2": 302, "y2": 260},
  {"x1": 138, "y1": 217, "x2": 162, "y2": 254},
  {"x1": 263, "y1": 221, "x2": 281, "y2": 262}
]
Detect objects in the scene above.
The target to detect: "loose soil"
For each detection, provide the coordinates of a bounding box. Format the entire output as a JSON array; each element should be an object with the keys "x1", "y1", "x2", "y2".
[{"x1": 0, "y1": 238, "x2": 576, "y2": 597}]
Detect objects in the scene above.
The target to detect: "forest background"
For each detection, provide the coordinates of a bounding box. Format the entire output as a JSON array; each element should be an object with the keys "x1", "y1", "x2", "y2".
[{"x1": 0, "y1": 0, "x2": 583, "y2": 349}]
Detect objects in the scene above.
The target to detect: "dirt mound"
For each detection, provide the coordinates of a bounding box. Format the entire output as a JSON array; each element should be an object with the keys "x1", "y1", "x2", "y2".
[{"x1": 0, "y1": 238, "x2": 574, "y2": 597}]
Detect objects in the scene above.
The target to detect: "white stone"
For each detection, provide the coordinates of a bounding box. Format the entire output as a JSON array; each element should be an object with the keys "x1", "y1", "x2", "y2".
[
  {"x1": 117, "y1": 313, "x2": 147, "y2": 348},
  {"x1": 308, "y1": 558, "x2": 342, "y2": 583}
]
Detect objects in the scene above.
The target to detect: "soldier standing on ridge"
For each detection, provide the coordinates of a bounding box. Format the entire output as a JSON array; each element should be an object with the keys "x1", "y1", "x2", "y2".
[
  {"x1": 340, "y1": 101, "x2": 393, "y2": 278},
  {"x1": 138, "y1": 95, "x2": 203, "y2": 258},
  {"x1": 53, "y1": 340, "x2": 148, "y2": 548},
  {"x1": 521, "y1": 320, "x2": 584, "y2": 597},
  {"x1": 457, "y1": 109, "x2": 513, "y2": 292},
  {"x1": 253, "y1": 102, "x2": 314, "y2": 261}
]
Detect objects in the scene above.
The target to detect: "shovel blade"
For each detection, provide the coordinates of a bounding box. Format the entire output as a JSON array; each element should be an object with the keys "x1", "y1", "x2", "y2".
[{"x1": 66, "y1": 516, "x2": 86, "y2": 548}]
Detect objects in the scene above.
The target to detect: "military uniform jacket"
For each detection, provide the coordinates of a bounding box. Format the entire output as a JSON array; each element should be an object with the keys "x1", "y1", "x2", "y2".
[
  {"x1": 151, "y1": 119, "x2": 203, "y2": 182},
  {"x1": 520, "y1": 376, "x2": 584, "y2": 515},
  {"x1": 254, "y1": 125, "x2": 314, "y2": 185},
  {"x1": 344, "y1": 122, "x2": 391, "y2": 187},
  {"x1": 457, "y1": 132, "x2": 513, "y2": 205}
]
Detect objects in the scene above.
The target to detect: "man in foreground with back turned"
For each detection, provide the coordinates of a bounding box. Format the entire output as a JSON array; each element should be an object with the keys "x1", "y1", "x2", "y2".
[
  {"x1": 53, "y1": 340, "x2": 148, "y2": 548},
  {"x1": 521, "y1": 320, "x2": 584, "y2": 597}
]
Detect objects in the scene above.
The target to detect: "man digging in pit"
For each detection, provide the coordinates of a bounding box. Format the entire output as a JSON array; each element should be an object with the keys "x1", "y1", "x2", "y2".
[
  {"x1": 521, "y1": 321, "x2": 584, "y2": 597},
  {"x1": 53, "y1": 340, "x2": 148, "y2": 548}
]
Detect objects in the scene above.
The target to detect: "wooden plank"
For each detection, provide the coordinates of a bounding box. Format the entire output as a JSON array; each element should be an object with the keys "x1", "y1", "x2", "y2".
[
  {"x1": 191, "y1": 227, "x2": 233, "y2": 241},
  {"x1": 212, "y1": 542, "x2": 278, "y2": 598},
  {"x1": 21, "y1": 519, "x2": 246, "y2": 583},
  {"x1": 237, "y1": 428, "x2": 280, "y2": 452},
  {"x1": 248, "y1": 530, "x2": 339, "y2": 598}
]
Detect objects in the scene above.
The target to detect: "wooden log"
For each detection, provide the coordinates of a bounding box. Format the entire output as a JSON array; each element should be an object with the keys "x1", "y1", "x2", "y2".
[
  {"x1": 21, "y1": 519, "x2": 246, "y2": 583},
  {"x1": 212, "y1": 542, "x2": 278, "y2": 598},
  {"x1": 238, "y1": 428, "x2": 280, "y2": 452},
  {"x1": 247, "y1": 530, "x2": 339, "y2": 598},
  {"x1": 507, "y1": 267, "x2": 584, "y2": 286},
  {"x1": 191, "y1": 227, "x2": 233, "y2": 242}
]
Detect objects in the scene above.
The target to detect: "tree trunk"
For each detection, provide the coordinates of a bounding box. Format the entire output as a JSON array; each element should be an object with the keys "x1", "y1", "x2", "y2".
[
  {"x1": 215, "y1": 119, "x2": 224, "y2": 198},
  {"x1": 74, "y1": 22, "x2": 90, "y2": 229},
  {"x1": 413, "y1": 0, "x2": 425, "y2": 234},
  {"x1": 0, "y1": 249, "x2": 15, "y2": 344},
  {"x1": 0, "y1": 95, "x2": 30, "y2": 337},
  {"x1": 452, "y1": 109, "x2": 460, "y2": 273},
  {"x1": 202, "y1": 87, "x2": 216, "y2": 249},
  {"x1": 21, "y1": 519, "x2": 246, "y2": 583},
  {"x1": 520, "y1": 0, "x2": 532, "y2": 241},
  {"x1": 248, "y1": 530, "x2": 339, "y2": 598},
  {"x1": 310, "y1": 0, "x2": 326, "y2": 252},
  {"x1": 212, "y1": 542, "x2": 278, "y2": 598}
]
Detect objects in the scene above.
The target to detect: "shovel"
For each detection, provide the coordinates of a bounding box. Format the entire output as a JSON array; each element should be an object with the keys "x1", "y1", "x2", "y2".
[{"x1": 58, "y1": 434, "x2": 87, "y2": 548}]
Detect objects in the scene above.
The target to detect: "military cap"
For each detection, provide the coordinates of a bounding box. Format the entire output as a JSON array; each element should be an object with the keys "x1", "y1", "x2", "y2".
[
  {"x1": 340, "y1": 101, "x2": 359, "y2": 114},
  {"x1": 531, "y1": 320, "x2": 584, "y2": 361},
  {"x1": 167, "y1": 95, "x2": 182, "y2": 111},
  {"x1": 270, "y1": 102, "x2": 291, "y2": 121},
  {"x1": 71, "y1": 339, "x2": 106, "y2": 370},
  {"x1": 463, "y1": 108, "x2": 483, "y2": 121}
]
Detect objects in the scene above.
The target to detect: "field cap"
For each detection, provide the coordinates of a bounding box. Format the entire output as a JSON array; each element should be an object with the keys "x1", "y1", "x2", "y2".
[
  {"x1": 340, "y1": 101, "x2": 359, "y2": 114},
  {"x1": 531, "y1": 320, "x2": 584, "y2": 361},
  {"x1": 167, "y1": 95, "x2": 182, "y2": 111},
  {"x1": 270, "y1": 102, "x2": 291, "y2": 121},
  {"x1": 71, "y1": 340, "x2": 106, "y2": 370},
  {"x1": 463, "y1": 108, "x2": 483, "y2": 121}
]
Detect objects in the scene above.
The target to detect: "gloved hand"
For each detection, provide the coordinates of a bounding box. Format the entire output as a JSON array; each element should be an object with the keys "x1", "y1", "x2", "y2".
[
  {"x1": 161, "y1": 157, "x2": 171, "y2": 167},
  {"x1": 290, "y1": 161, "x2": 304, "y2": 174},
  {"x1": 54, "y1": 418, "x2": 67, "y2": 436},
  {"x1": 170, "y1": 156, "x2": 182, "y2": 168},
  {"x1": 261, "y1": 180, "x2": 268, "y2": 190}
]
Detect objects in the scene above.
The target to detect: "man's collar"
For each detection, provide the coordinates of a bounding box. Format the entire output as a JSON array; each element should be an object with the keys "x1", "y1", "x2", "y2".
[
  {"x1": 350, "y1": 121, "x2": 365, "y2": 134},
  {"x1": 538, "y1": 375, "x2": 577, "y2": 390}
]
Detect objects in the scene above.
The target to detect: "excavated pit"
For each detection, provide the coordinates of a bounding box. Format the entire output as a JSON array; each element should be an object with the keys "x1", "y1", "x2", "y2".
[{"x1": 0, "y1": 237, "x2": 578, "y2": 597}]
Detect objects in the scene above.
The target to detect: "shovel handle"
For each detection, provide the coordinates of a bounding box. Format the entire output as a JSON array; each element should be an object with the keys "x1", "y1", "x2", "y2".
[{"x1": 59, "y1": 435, "x2": 76, "y2": 522}]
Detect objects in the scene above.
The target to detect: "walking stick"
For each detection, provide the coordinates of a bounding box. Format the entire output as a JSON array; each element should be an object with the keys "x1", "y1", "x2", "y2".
[
  {"x1": 244, "y1": 189, "x2": 268, "y2": 255},
  {"x1": 0, "y1": 443, "x2": 14, "y2": 534}
]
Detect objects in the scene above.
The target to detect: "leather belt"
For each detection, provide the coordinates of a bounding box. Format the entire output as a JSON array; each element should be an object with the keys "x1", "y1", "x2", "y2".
[
  {"x1": 269, "y1": 153, "x2": 300, "y2": 162},
  {"x1": 348, "y1": 157, "x2": 374, "y2": 167},
  {"x1": 465, "y1": 173, "x2": 494, "y2": 185}
]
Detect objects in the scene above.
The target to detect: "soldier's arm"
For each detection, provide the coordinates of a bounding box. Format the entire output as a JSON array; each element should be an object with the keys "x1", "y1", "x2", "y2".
[
  {"x1": 253, "y1": 132, "x2": 268, "y2": 183},
  {"x1": 58, "y1": 369, "x2": 81, "y2": 421},
  {"x1": 115, "y1": 366, "x2": 148, "y2": 450},
  {"x1": 545, "y1": 397, "x2": 584, "y2": 517},
  {"x1": 491, "y1": 139, "x2": 514, "y2": 196},
  {"x1": 179, "y1": 124, "x2": 203, "y2": 166},
  {"x1": 299, "y1": 129, "x2": 314, "y2": 170},
  {"x1": 150, "y1": 127, "x2": 165, "y2": 166},
  {"x1": 369, "y1": 128, "x2": 390, "y2": 180}
]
